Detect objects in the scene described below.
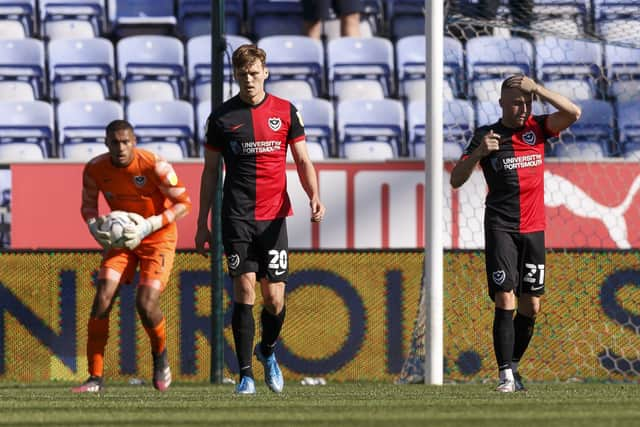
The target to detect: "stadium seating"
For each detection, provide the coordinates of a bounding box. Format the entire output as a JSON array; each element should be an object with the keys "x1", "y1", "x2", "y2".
[
  {"x1": 126, "y1": 100, "x2": 194, "y2": 159},
  {"x1": 258, "y1": 35, "x2": 324, "y2": 99},
  {"x1": 466, "y1": 36, "x2": 534, "y2": 101},
  {"x1": 0, "y1": 101, "x2": 54, "y2": 157},
  {"x1": 117, "y1": 35, "x2": 185, "y2": 103},
  {"x1": 604, "y1": 44, "x2": 640, "y2": 102},
  {"x1": 337, "y1": 99, "x2": 404, "y2": 159},
  {"x1": 292, "y1": 98, "x2": 334, "y2": 158},
  {"x1": 195, "y1": 100, "x2": 210, "y2": 152},
  {"x1": 535, "y1": 36, "x2": 603, "y2": 100},
  {"x1": 593, "y1": 0, "x2": 640, "y2": 44},
  {"x1": 178, "y1": 0, "x2": 244, "y2": 39},
  {"x1": 328, "y1": 36, "x2": 394, "y2": 101},
  {"x1": 386, "y1": 0, "x2": 424, "y2": 40},
  {"x1": 0, "y1": 0, "x2": 34, "y2": 38},
  {"x1": 615, "y1": 100, "x2": 640, "y2": 158},
  {"x1": 554, "y1": 99, "x2": 614, "y2": 159},
  {"x1": 108, "y1": 0, "x2": 176, "y2": 37},
  {"x1": 247, "y1": 0, "x2": 304, "y2": 39},
  {"x1": 39, "y1": 0, "x2": 105, "y2": 40},
  {"x1": 0, "y1": 38, "x2": 45, "y2": 101},
  {"x1": 187, "y1": 34, "x2": 250, "y2": 103},
  {"x1": 396, "y1": 35, "x2": 425, "y2": 102},
  {"x1": 56, "y1": 100, "x2": 123, "y2": 157},
  {"x1": 531, "y1": 0, "x2": 588, "y2": 37},
  {"x1": 0, "y1": 142, "x2": 46, "y2": 160},
  {"x1": 444, "y1": 99, "x2": 474, "y2": 150},
  {"x1": 48, "y1": 38, "x2": 115, "y2": 102}
]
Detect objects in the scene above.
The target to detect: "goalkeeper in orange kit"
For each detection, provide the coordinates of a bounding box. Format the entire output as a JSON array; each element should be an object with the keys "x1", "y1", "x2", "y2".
[{"x1": 72, "y1": 120, "x2": 191, "y2": 393}]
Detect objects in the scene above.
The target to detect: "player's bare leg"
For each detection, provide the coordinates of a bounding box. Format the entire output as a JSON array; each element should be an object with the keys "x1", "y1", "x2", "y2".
[{"x1": 137, "y1": 286, "x2": 171, "y2": 392}]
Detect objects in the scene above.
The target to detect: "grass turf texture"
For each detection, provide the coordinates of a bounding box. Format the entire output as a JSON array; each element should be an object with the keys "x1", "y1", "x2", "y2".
[{"x1": 0, "y1": 382, "x2": 639, "y2": 426}]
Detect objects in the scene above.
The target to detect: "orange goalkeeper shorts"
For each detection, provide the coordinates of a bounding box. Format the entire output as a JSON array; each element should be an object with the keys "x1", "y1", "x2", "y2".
[{"x1": 99, "y1": 235, "x2": 176, "y2": 292}]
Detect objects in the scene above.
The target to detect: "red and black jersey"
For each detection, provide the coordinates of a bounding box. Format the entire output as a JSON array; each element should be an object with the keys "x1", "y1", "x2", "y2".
[
  {"x1": 462, "y1": 114, "x2": 559, "y2": 233},
  {"x1": 205, "y1": 94, "x2": 305, "y2": 220}
]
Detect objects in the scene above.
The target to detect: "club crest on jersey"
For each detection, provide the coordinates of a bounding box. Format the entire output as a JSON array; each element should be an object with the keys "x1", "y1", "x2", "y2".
[
  {"x1": 492, "y1": 270, "x2": 506, "y2": 285},
  {"x1": 230, "y1": 140, "x2": 241, "y2": 154},
  {"x1": 227, "y1": 253, "x2": 240, "y2": 270},
  {"x1": 133, "y1": 176, "x2": 146, "y2": 187},
  {"x1": 522, "y1": 131, "x2": 536, "y2": 145},
  {"x1": 268, "y1": 117, "x2": 282, "y2": 131}
]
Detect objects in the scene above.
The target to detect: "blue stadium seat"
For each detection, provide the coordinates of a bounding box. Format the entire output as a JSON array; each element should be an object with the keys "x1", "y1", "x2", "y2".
[
  {"x1": 127, "y1": 100, "x2": 194, "y2": 159},
  {"x1": 178, "y1": 0, "x2": 244, "y2": 39},
  {"x1": 0, "y1": 38, "x2": 45, "y2": 101},
  {"x1": 406, "y1": 100, "x2": 424, "y2": 158},
  {"x1": 466, "y1": 36, "x2": 533, "y2": 101},
  {"x1": 187, "y1": 34, "x2": 250, "y2": 103},
  {"x1": 0, "y1": 101, "x2": 54, "y2": 157},
  {"x1": 328, "y1": 36, "x2": 394, "y2": 101},
  {"x1": 258, "y1": 35, "x2": 324, "y2": 99},
  {"x1": 291, "y1": 98, "x2": 334, "y2": 158},
  {"x1": 39, "y1": 0, "x2": 105, "y2": 39},
  {"x1": 195, "y1": 99, "x2": 209, "y2": 154},
  {"x1": 247, "y1": 0, "x2": 304, "y2": 39},
  {"x1": 535, "y1": 36, "x2": 603, "y2": 100},
  {"x1": 554, "y1": 99, "x2": 614, "y2": 159},
  {"x1": 0, "y1": 0, "x2": 34, "y2": 38},
  {"x1": 444, "y1": 99, "x2": 474, "y2": 150},
  {"x1": 396, "y1": 35, "x2": 425, "y2": 102},
  {"x1": 48, "y1": 38, "x2": 114, "y2": 102},
  {"x1": 117, "y1": 35, "x2": 185, "y2": 103},
  {"x1": 108, "y1": 0, "x2": 176, "y2": 37},
  {"x1": 386, "y1": 0, "x2": 424, "y2": 40},
  {"x1": 0, "y1": 142, "x2": 46, "y2": 160},
  {"x1": 593, "y1": 0, "x2": 640, "y2": 44},
  {"x1": 615, "y1": 100, "x2": 640, "y2": 158},
  {"x1": 532, "y1": 0, "x2": 588, "y2": 37},
  {"x1": 337, "y1": 99, "x2": 404, "y2": 159},
  {"x1": 56, "y1": 100, "x2": 122, "y2": 149},
  {"x1": 604, "y1": 44, "x2": 640, "y2": 102}
]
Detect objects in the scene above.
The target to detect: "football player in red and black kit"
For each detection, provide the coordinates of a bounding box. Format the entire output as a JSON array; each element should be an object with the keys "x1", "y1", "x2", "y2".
[
  {"x1": 451, "y1": 74, "x2": 581, "y2": 392},
  {"x1": 195, "y1": 44, "x2": 325, "y2": 394}
]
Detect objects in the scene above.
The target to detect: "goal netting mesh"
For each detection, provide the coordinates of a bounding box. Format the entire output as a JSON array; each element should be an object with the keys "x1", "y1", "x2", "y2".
[{"x1": 398, "y1": 1, "x2": 640, "y2": 384}]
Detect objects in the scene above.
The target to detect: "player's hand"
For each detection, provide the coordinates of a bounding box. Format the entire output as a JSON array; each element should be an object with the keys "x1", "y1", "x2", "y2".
[
  {"x1": 195, "y1": 225, "x2": 212, "y2": 256},
  {"x1": 87, "y1": 216, "x2": 112, "y2": 249},
  {"x1": 477, "y1": 130, "x2": 501, "y2": 157},
  {"x1": 310, "y1": 197, "x2": 325, "y2": 223},
  {"x1": 505, "y1": 74, "x2": 538, "y2": 94},
  {"x1": 122, "y1": 212, "x2": 153, "y2": 250}
]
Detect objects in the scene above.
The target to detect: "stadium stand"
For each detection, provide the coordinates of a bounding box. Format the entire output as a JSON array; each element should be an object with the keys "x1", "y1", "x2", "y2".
[
  {"x1": 554, "y1": 99, "x2": 615, "y2": 159},
  {"x1": 337, "y1": 99, "x2": 404, "y2": 159},
  {"x1": 178, "y1": 0, "x2": 244, "y2": 39},
  {"x1": 0, "y1": 0, "x2": 34, "y2": 38},
  {"x1": 531, "y1": 0, "x2": 588, "y2": 38},
  {"x1": 593, "y1": 0, "x2": 640, "y2": 44},
  {"x1": 385, "y1": 0, "x2": 425, "y2": 40},
  {"x1": 117, "y1": 35, "x2": 185, "y2": 103},
  {"x1": 248, "y1": 0, "x2": 304, "y2": 39},
  {"x1": 108, "y1": 0, "x2": 176, "y2": 37},
  {"x1": 39, "y1": 0, "x2": 106, "y2": 40},
  {"x1": 0, "y1": 38, "x2": 45, "y2": 101},
  {"x1": 0, "y1": 101, "x2": 54, "y2": 157},
  {"x1": 615, "y1": 100, "x2": 640, "y2": 158},
  {"x1": 396, "y1": 35, "x2": 426, "y2": 102},
  {"x1": 291, "y1": 98, "x2": 334, "y2": 158},
  {"x1": 48, "y1": 37, "x2": 115, "y2": 102},
  {"x1": 258, "y1": 35, "x2": 324, "y2": 99},
  {"x1": 604, "y1": 44, "x2": 640, "y2": 102}
]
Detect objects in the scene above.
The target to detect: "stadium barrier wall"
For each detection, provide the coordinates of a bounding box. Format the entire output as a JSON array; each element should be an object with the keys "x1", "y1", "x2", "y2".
[
  {"x1": 9, "y1": 161, "x2": 640, "y2": 250},
  {"x1": 0, "y1": 250, "x2": 638, "y2": 383}
]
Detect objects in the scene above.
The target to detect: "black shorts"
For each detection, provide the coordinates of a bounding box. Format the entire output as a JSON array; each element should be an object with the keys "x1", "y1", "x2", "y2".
[
  {"x1": 222, "y1": 217, "x2": 289, "y2": 283},
  {"x1": 302, "y1": 0, "x2": 362, "y2": 20},
  {"x1": 484, "y1": 229, "x2": 545, "y2": 301}
]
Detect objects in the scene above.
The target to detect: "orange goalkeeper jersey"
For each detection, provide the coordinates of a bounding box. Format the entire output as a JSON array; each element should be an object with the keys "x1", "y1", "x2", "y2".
[{"x1": 81, "y1": 148, "x2": 191, "y2": 243}]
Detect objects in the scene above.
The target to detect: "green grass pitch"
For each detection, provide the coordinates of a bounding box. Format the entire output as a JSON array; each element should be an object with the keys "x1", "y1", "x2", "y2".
[{"x1": 0, "y1": 382, "x2": 639, "y2": 426}]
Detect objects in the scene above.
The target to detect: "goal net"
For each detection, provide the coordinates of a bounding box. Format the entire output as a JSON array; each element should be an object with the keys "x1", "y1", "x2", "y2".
[{"x1": 398, "y1": 1, "x2": 640, "y2": 384}]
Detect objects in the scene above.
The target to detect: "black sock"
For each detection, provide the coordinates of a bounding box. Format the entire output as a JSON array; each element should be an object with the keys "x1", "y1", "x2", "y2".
[
  {"x1": 493, "y1": 308, "x2": 515, "y2": 371},
  {"x1": 512, "y1": 312, "x2": 535, "y2": 365},
  {"x1": 232, "y1": 302, "x2": 255, "y2": 379},
  {"x1": 260, "y1": 306, "x2": 286, "y2": 357}
]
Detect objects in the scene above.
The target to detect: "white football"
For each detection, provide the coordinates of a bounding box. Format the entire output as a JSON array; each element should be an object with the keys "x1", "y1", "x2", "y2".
[{"x1": 99, "y1": 211, "x2": 133, "y2": 248}]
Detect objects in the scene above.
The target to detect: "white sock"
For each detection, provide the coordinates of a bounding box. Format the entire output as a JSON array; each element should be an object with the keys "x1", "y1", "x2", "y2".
[{"x1": 499, "y1": 368, "x2": 514, "y2": 382}]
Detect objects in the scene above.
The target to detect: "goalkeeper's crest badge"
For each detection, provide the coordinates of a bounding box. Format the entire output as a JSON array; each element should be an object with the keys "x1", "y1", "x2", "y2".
[
  {"x1": 492, "y1": 270, "x2": 506, "y2": 285},
  {"x1": 268, "y1": 117, "x2": 281, "y2": 131},
  {"x1": 522, "y1": 131, "x2": 536, "y2": 145},
  {"x1": 134, "y1": 176, "x2": 146, "y2": 187}
]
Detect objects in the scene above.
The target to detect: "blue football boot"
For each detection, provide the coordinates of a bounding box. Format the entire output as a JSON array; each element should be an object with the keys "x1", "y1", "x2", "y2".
[
  {"x1": 235, "y1": 376, "x2": 256, "y2": 395},
  {"x1": 254, "y1": 343, "x2": 284, "y2": 393}
]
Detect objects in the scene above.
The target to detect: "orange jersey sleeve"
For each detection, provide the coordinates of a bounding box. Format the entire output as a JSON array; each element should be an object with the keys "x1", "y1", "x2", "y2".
[{"x1": 81, "y1": 149, "x2": 191, "y2": 229}]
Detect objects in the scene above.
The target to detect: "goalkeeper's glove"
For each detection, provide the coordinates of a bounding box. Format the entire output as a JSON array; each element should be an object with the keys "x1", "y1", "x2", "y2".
[
  {"x1": 122, "y1": 212, "x2": 162, "y2": 250},
  {"x1": 87, "y1": 216, "x2": 112, "y2": 249}
]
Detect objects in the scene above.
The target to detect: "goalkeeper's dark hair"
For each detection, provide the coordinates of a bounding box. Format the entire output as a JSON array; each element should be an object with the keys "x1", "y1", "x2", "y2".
[
  {"x1": 106, "y1": 119, "x2": 134, "y2": 137},
  {"x1": 232, "y1": 44, "x2": 266, "y2": 70}
]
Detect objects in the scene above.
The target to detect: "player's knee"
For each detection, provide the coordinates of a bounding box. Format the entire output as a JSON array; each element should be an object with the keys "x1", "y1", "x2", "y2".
[{"x1": 262, "y1": 294, "x2": 284, "y2": 314}]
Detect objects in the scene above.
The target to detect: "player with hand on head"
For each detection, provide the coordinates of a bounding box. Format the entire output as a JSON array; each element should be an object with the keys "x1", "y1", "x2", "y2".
[
  {"x1": 195, "y1": 44, "x2": 325, "y2": 395},
  {"x1": 450, "y1": 74, "x2": 580, "y2": 392},
  {"x1": 73, "y1": 119, "x2": 191, "y2": 393}
]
